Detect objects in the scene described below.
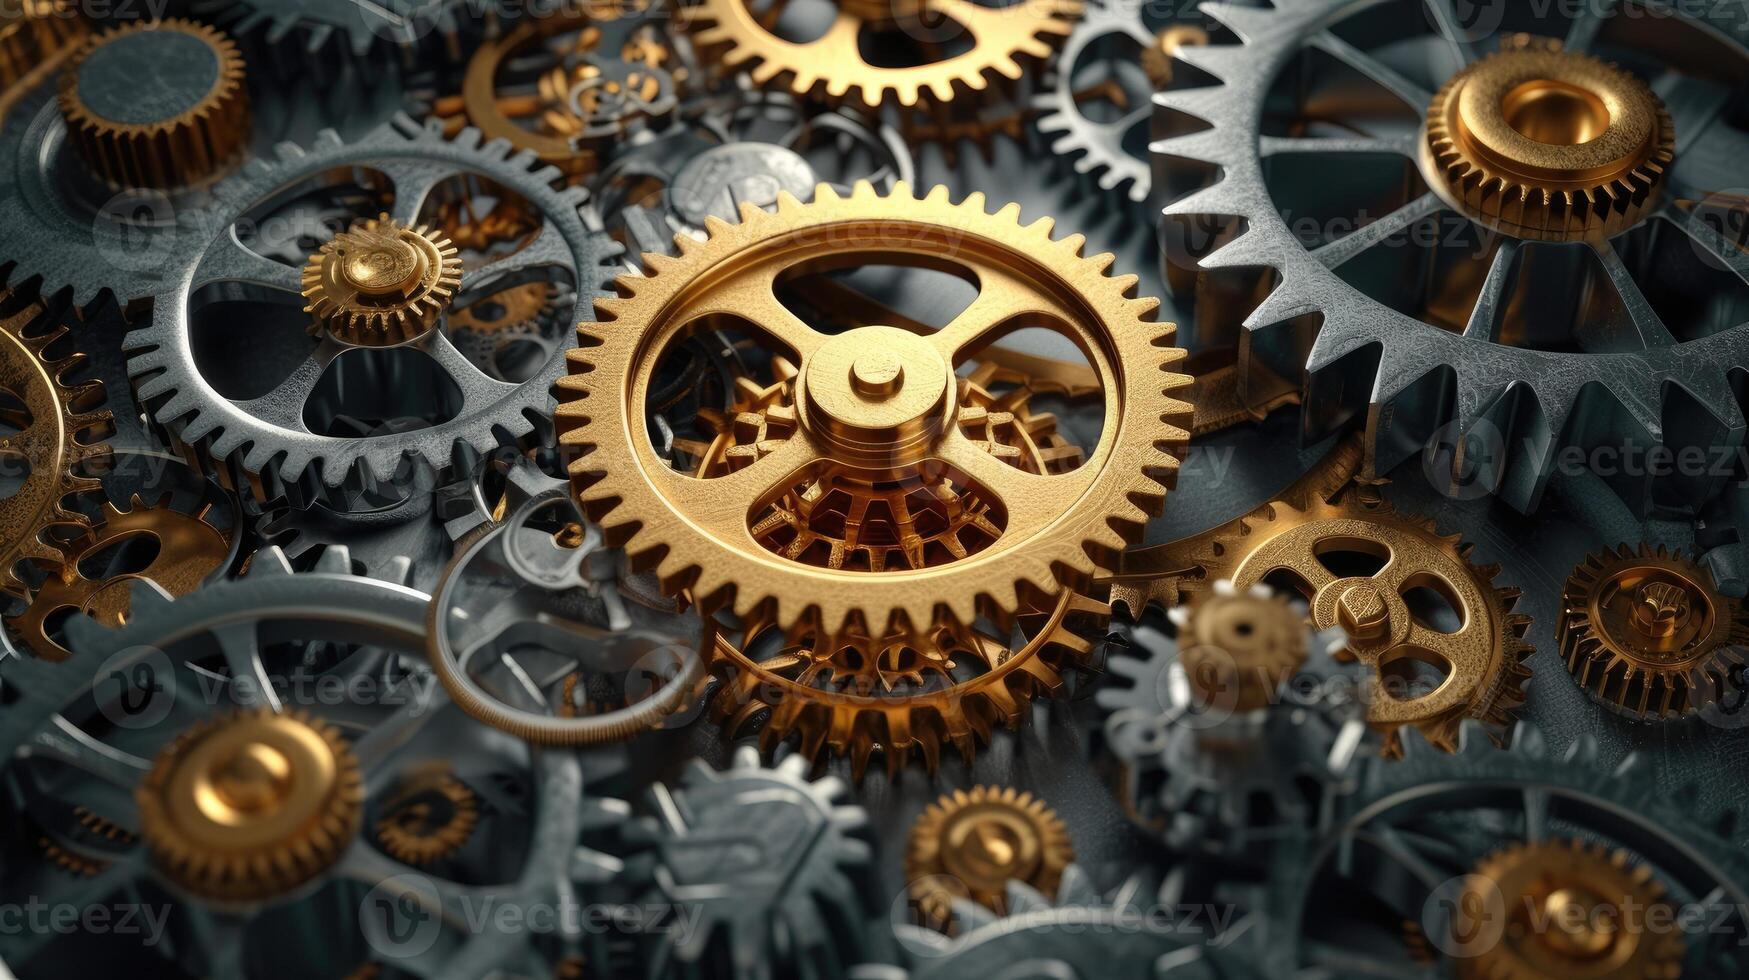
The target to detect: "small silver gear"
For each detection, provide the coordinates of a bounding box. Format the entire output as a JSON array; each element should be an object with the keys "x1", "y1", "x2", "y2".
[{"x1": 1033, "y1": 0, "x2": 1160, "y2": 204}]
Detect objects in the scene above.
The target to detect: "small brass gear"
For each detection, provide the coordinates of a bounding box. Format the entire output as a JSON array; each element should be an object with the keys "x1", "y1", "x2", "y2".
[
  {"x1": 682, "y1": 0, "x2": 1081, "y2": 110},
  {"x1": 301, "y1": 214, "x2": 463, "y2": 347},
  {"x1": 1453, "y1": 838, "x2": 1684, "y2": 979},
  {"x1": 905, "y1": 785, "x2": 1074, "y2": 931},
  {"x1": 1558, "y1": 544, "x2": 1749, "y2": 720},
  {"x1": 0, "y1": 0, "x2": 83, "y2": 94},
  {"x1": 374, "y1": 770, "x2": 480, "y2": 865},
  {"x1": 136, "y1": 707, "x2": 363, "y2": 902},
  {"x1": 1424, "y1": 35, "x2": 1674, "y2": 242},
  {"x1": 57, "y1": 18, "x2": 249, "y2": 190},
  {"x1": 1176, "y1": 587, "x2": 1309, "y2": 715}
]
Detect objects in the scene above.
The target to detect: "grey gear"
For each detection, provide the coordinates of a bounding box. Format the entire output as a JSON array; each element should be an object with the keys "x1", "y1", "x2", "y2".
[
  {"x1": 1154, "y1": 0, "x2": 1749, "y2": 513},
  {"x1": 1033, "y1": 0, "x2": 1158, "y2": 204},
  {"x1": 195, "y1": 0, "x2": 479, "y2": 63},
  {"x1": 124, "y1": 114, "x2": 619, "y2": 508}
]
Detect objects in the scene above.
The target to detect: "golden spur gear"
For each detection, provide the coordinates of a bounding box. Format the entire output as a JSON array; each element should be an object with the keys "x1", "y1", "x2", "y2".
[
  {"x1": 1106, "y1": 438, "x2": 1533, "y2": 755},
  {"x1": 136, "y1": 707, "x2": 363, "y2": 902},
  {"x1": 374, "y1": 769, "x2": 480, "y2": 865},
  {"x1": 556, "y1": 181, "x2": 1191, "y2": 641},
  {"x1": 682, "y1": 0, "x2": 1082, "y2": 109},
  {"x1": 0, "y1": 1, "x2": 84, "y2": 94},
  {"x1": 905, "y1": 785, "x2": 1074, "y2": 931},
  {"x1": 302, "y1": 214, "x2": 463, "y2": 347},
  {"x1": 1557, "y1": 544, "x2": 1749, "y2": 720},
  {"x1": 1424, "y1": 34, "x2": 1674, "y2": 242}
]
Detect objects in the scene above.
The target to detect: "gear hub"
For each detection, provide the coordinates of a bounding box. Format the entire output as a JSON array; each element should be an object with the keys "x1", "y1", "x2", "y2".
[
  {"x1": 301, "y1": 214, "x2": 463, "y2": 347},
  {"x1": 905, "y1": 785, "x2": 1073, "y2": 930}
]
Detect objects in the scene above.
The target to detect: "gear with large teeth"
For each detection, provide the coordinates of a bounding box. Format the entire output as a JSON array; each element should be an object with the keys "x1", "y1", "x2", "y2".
[{"x1": 196, "y1": 0, "x2": 480, "y2": 66}]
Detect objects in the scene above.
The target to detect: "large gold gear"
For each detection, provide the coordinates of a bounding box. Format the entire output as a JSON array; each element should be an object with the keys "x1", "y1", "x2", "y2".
[
  {"x1": 11, "y1": 495, "x2": 230, "y2": 660},
  {"x1": 682, "y1": 0, "x2": 1081, "y2": 109},
  {"x1": 556, "y1": 181, "x2": 1191, "y2": 640},
  {"x1": 0, "y1": 282, "x2": 110, "y2": 597},
  {"x1": 1453, "y1": 838, "x2": 1684, "y2": 979},
  {"x1": 905, "y1": 785, "x2": 1074, "y2": 931},
  {"x1": 1558, "y1": 544, "x2": 1749, "y2": 720},
  {"x1": 136, "y1": 707, "x2": 363, "y2": 903},
  {"x1": 1107, "y1": 439, "x2": 1533, "y2": 754},
  {"x1": 302, "y1": 214, "x2": 463, "y2": 347},
  {"x1": 57, "y1": 18, "x2": 249, "y2": 190},
  {"x1": 1424, "y1": 35, "x2": 1673, "y2": 242}
]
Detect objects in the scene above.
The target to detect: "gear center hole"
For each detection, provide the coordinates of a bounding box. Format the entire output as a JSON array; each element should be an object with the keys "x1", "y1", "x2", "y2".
[{"x1": 1502, "y1": 79, "x2": 1610, "y2": 146}]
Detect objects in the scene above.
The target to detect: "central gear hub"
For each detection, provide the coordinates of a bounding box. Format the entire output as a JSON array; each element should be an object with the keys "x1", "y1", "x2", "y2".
[
  {"x1": 136, "y1": 707, "x2": 363, "y2": 902},
  {"x1": 1424, "y1": 37, "x2": 1674, "y2": 241},
  {"x1": 301, "y1": 214, "x2": 463, "y2": 347},
  {"x1": 802, "y1": 326, "x2": 952, "y2": 467}
]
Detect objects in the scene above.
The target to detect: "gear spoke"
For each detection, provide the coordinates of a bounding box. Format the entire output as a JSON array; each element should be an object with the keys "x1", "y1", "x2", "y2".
[
  {"x1": 458, "y1": 220, "x2": 575, "y2": 297},
  {"x1": 191, "y1": 233, "x2": 304, "y2": 295},
  {"x1": 1666, "y1": 198, "x2": 1749, "y2": 286},
  {"x1": 933, "y1": 424, "x2": 1078, "y2": 532},
  {"x1": 427, "y1": 329, "x2": 522, "y2": 405},
  {"x1": 931, "y1": 267, "x2": 1060, "y2": 358},
  {"x1": 1563, "y1": 0, "x2": 1620, "y2": 52},
  {"x1": 1461, "y1": 239, "x2": 1520, "y2": 341},
  {"x1": 1258, "y1": 134, "x2": 1420, "y2": 158},
  {"x1": 1310, "y1": 192, "x2": 1444, "y2": 271},
  {"x1": 235, "y1": 342, "x2": 342, "y2": 432},
  {"x1": 1309, "y1": 30, "x2": 1435, "y2": 113},
  {"x1": 1418, "y1": 0, "x2": 1481, "y2": 66},
  {"x1": 380, "y1": 158, "x2": 467, "y2": 227},
  {"x1": 212, "y1": 621, "x2": 281, "y2": 710},
  {"x1": 1589, "y1": 239, "x2": 1676, "y2": 350},
  {"x1": 34, "y1": 716, "x2": 152, "y2": 794}
]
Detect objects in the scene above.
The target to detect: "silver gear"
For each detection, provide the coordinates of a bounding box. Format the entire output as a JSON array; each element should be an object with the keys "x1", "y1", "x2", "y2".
[
  {"x1": 124, "y1": 114, "x2": 619, "y2": 507},
  {"x1": 1032, "y1": 0, "x2": 1158, "y2": 204},
  {"x1": 1155, "y1": 0, "x2": 1749, "y2": 513},
  {"x1": 195, "y1": 0, "x2": 479, "y2": 63}
]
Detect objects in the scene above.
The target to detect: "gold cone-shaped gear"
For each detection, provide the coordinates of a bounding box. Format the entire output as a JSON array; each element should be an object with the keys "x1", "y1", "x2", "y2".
[
  {"x1": 556, "y1": 181, "x2": 1191, "y2": 641},
  {"x1": 302, "y1": 214, "x2": 463, "y2": 347},
  {"x1": 1424, "y1": 35, "x2": 1673, "y2": 242},
  {"x1": 1453, "y1": 838, "x2": 1684, "y2": 979},
  {"x1": 57, "y1": 18, "x2": 249, "y2": 190},
  {"x1": 136, "y1": 707, "x2": 363, "y2": 903},
  {"x1": 374, "y1": 770, "x2": 479, "y2": 865},
  {"x1": 1558, "y1": 544, "x2": 1749, "y2": 720},
  {"x1": 905, "y1": 785, "x2": 1074, "y2": 931},
  {"x1": 682, "y1": 0, "x2": 1081, "y2": 109}
]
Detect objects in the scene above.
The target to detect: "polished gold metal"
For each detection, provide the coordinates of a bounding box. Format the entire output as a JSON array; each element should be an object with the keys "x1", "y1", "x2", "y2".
[
  {"x1": 57, "y1": 19, "x2": 249, "y2": 190},
  {"x1": 1424, "y1": 36, "x2": 1673, "y2": 242},
  {"x1": 1455, "y1": 838, "x2": 1684, "y2": 979},
  {"x1": 374, "y1": 770, "x2": 479, "y2": 865},
  {"x1": 1179, "y1": 588, "x2": 1307, "y2": 714},
  {"x1": 905, "y1": 785, "x2": 1074, "y2": 931},
  {"x1": 557, "y1": 181, "x2": 1191, "y2": 639},
  {"x1": 1558, "y1": 544, "x2": 1749, "y2": 719},
  {"x1": 683, "y1": 0, "x2": 1081, "y2": 109},
  {"x1": 302, "y1": 214, "x2": 463, "y2": 347},
  {"x1": 0, "y1": 1, "x2": 83, "y2": 94},
  {"x1": 137, "y1": 707, "x2": 363, "y2": 902}
]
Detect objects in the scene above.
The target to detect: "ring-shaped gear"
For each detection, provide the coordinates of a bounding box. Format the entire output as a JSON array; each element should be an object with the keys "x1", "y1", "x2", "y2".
[
  {"x1": 682, "y1": 0, "x2": 1083, "y2": 109},
  {"x1": 1154, "y1": 0, "x2": 1749, "y2": 513},
  {"x1": 301, "y1": 213, "x2": 464, "y2": 347},
  {"x1": 373, "y1": 769, "x2": 480, "y2": 865},
  {"x1": 557, "y1": 180, "x2": 1192, "y2": 640},
  {"x1": 124, "y1": 114, "x2": 620, "y2": 507}
]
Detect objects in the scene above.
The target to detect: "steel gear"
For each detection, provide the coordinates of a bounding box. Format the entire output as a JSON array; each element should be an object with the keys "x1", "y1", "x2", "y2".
[
  {"x1": 198, "y1": 0, "x2": 477, "y2": 63},
  {"x1": 557, "y1": 181, "x2": 1192, "y2": 639},
  {"x1": 301, "y1": 213, "x2": 464, "y2": 346},
  {"x1": 1558, "y1": 543, "x2": 1749, "y2": 720},
  {"x1": 125, "y1": 114, "x2": 620, "y2": 506},
  {"x1": 904, "y1": 785, "x2": 1074, "y2": 932},
  {"x1": 1154, "y1": 0, "x2": 1749, "y2": 514},
  {"x1": 373, "y1": 768, "x2": 479, "y2": 865},
  {"x1": 682, "y1": 0, "x2": 1082, "y2": 109},
  {"x1": 57, "y1": 19, "x2": 250, "y2": 190}
]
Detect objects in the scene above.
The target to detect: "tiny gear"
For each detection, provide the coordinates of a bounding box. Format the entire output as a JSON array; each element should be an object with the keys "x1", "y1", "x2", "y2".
[
  {"x1": 374, "y1": 770, "x2": 479, "y2": 865},
  {"x1": 135, "y1": 706, "x2": 364, "y2": 902},
  {"x1": 905, "y1": 785, "x2": 1074, "y2": 932},
  {"x1": 1558, "y1": 544, "x2": 1749, "y2": 720},
  {"x1": 682, "y1": 0, "x2": 1082, "y2": 109},
  {"x1": 302, "y1": 213, "x2": 463, "y2": 346},
  {"x1": 0, "y1": 0, "x2": 83, "y2": 93},
  {"x1": 57, "y1": 18, "x2": 250, "y2": 190}
]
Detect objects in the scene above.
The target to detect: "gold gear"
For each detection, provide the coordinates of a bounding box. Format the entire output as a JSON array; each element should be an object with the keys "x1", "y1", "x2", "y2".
[
  {"x1": 0, "y1": 1, "x2": 83, "y2": 94},
  {"x1": 1558, "y1": 544, "x2": 1749, "y2": 720},
  {"x1": 905, "y1": 785, "x2": 1074, "y2": 931},
  {"x1": 556, "y1": 181, "x2": 1191, "y2": 640},
  {"x1": 1106, "y1": 438, "x2": 1533, "y2": 754},
  {"x1": 57, "y1": 18, "x2": 249, "y2": 190},
  {"x1": 1454, "y1": 838, "x2": 1684, "y2": 979},
  {"x1": 0, "y1": 281, "x2": 110, "y2": 597},
  {"x1": 12, "y1": 495, "x2": 230, "y2": 661},
  {"x1": 450, "y1": 281, "x2": 560, "y2": 337},
  {"x1": 302, "y1": 214, "x2": 463, "y2": 347},
  {"x1": 1178, "y1": 587, "x2": 1308, "y2": 714},
  {"x1": 682, "y1": 0, "x2": 1081, "y2": 109},
  {"x1": 136, "y1": 707, "x2": 363, "y2": 902},
  {"x1": 374, "y1": 770, "x2": 480, "y2": 865},
  {"x1": 34, "y1": 805, "x2": 136, "y2": 877},
  {"x1": 1424, "y1": 34, "x2": 1673, "y2": 242}
]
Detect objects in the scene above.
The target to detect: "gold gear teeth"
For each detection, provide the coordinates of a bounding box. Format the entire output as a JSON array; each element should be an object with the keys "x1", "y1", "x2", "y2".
[
  {"x1": 904, "y1": 785, "x2": 1074, "y2": 931},
  {"x1": 0, "y1": 1, "x2": 84, "y2": 93},
  {"x1": 57, "y1": 18, "x2": 250, "y2": 191},
  {"x1": 302, "y1": 214, "x2": 464, "y2": 347},
  {"x1": 374, "y1": 771, "x2": 480, "y2": 865},
  {"x1": 682, "y1": 0, "x2": 1082, "y2": 110},
  {"x1": 555, "y1": 180, "x2": 1192, "y2": 641},
  {"x1": 136, "y1": 707, "x2": 363, "y2": 903},
  {"x1": 1558, "y1": 543, "x2": 1749, "y2": 720}
]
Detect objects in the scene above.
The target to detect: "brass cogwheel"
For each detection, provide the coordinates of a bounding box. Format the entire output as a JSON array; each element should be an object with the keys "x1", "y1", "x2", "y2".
[
  {"x1": 1176, "y1": 587, "x2": 1309, "y2": 715},
  {"x1": 682, "y1": 0, "x2": 1081, "y2": 109},
  {"x1": 905, "y1": 785, "x2": 1074, "y2": 930},
  {"x1": 57, "y1": 18, "x2": 249, "y2": 190},
  {"x1": 1424, "y1": 35, "x2": 1673, "y2": 242},
  {"x1": 1453, "y1": 838, "x2": 1684, "y2": 979},
  {"x1": 34, "y1": 804, "x2": 136, "y2": 877},
  {"x1": 136, "y1": 707, "x2": 363, "y2": 902},
  {"x1": 556, "y1": 181, "x2": 1191, "y2": 640},
  {"x1": 12, "y1": 495, "x2": 230, "y2": 660},
  {"x1": 302, "y1": 214, "x2": 463, "y2": 347},
  {"x1": 0, "y1": 280, "x2": 110, "y2": 596},
  {"x1": 0, "y1": 1, "x2": 83, "y2": 94},
  {"x1": 374, "y1": 770, "x2": 480, "y2": 865},
  {"x1": 1558, "y1": 544, "x2": 1749, "y2": 720}
]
